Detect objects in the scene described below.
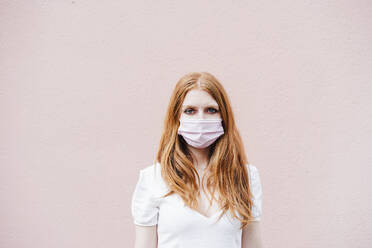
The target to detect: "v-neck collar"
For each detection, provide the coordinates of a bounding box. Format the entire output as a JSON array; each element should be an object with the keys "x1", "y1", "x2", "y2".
[{"x1": 186, "y1": 207, "x2": 223, "y2": 220}]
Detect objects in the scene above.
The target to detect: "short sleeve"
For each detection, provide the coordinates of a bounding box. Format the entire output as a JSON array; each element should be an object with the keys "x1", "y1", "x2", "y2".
[
  {"x1": 131, "y1": 168, "x2": 160, "y2": 226},
  {"x1": 247, "y1": 164, "x2": 263, "y2": 221}
]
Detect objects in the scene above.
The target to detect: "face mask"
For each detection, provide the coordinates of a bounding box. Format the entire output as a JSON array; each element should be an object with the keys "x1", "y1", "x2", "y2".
[{"x1": 177, "y1": 117, "x2": 224, "y2": 148}]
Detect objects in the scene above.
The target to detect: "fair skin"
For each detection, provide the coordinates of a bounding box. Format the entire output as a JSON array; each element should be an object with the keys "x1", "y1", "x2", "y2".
[
  {"x1": 134, "y1": 88, "x2": 263, "y2": 248},
  {"x1": 134, "y1": 224, "x2": 157, "y2": 248}
]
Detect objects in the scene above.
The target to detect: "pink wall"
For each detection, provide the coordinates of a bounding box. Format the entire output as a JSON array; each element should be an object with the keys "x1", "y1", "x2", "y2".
[{"x1": 1, "y1": 1, "x2": 371, "y2": 247}]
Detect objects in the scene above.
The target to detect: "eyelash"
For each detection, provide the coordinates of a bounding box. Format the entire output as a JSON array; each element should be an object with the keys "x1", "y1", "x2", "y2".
[{"x1": 184, "y1": 108, "x2": 219, "y2": 114}]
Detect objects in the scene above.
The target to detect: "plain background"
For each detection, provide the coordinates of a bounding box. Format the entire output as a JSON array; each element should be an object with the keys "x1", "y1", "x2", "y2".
[{"x1": 1, "y1": 1, "x2": 371, "y2": 247}]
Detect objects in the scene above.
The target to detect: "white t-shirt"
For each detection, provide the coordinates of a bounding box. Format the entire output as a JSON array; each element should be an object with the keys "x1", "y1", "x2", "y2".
[{"x1": 131, "y1": 162, "x2": 262, "y2": 248}]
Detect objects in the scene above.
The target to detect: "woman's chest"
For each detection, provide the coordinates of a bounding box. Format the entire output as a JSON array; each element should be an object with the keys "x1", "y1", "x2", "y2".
[{"x1": 155, "y1": 188, "x2": 241, "y2": 235}]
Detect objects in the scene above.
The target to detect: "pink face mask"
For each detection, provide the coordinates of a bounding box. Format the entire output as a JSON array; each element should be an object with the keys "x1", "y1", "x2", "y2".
[{"x1": 177, "y1": 117, "x2": 224, "y2": 148}]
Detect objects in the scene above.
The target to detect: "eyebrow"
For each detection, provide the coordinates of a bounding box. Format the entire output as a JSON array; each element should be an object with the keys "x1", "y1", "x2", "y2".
[{"x1": 182, "y1": 104, "x2": 219, "y2": 109}]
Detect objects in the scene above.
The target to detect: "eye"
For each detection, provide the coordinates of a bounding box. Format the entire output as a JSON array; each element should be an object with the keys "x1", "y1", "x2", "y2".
[
  {"x1": 183, "y1": 107, "x2": 219, "y2": 115},
  {"x1": 184, "y1": 108, "x2": 194, "y2": 114},
  {"x1": 208, "y1": 108, "x2": 219, "y2": 113}
]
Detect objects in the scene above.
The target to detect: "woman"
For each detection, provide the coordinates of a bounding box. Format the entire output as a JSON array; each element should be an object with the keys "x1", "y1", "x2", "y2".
[{"x1": 131, "y1": 72, "x2": 263, "y2": 248}]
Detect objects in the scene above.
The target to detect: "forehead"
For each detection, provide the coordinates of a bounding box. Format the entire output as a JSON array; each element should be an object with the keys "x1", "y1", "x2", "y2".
[{"x1": 182, "y1": 89, "x2": 218, "y2": 107}]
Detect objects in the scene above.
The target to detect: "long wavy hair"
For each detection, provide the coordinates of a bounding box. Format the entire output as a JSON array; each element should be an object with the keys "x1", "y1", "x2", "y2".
[{"x1": 153, "y1": 72, "x2": 255, "y2": 229}]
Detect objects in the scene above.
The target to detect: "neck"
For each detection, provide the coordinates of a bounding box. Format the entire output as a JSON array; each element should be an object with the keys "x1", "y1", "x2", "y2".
[{"x1": 187, "y1": 145, "x2": 210, "y2": 170}]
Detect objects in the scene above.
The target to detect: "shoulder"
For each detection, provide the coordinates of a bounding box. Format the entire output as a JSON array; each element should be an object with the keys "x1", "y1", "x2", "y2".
[
  {"x1": 138, "y1": 162, "x2": 161, "y2": 180},
  {"x1": 245, "y1": 163, "x2": 259, "y2": 178},
  {"x1": 245, "y1": 163, "x2": 263, "y2": 220},
  {"x1": 132, "y1": 162, "x2": 163, "y2": 202},
  {"x1": 137, "y1": 162, "x2": 165, "y2": 191},
  {"x1": 245, "y1": 163, "x2": 262, "y2": 189}
]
